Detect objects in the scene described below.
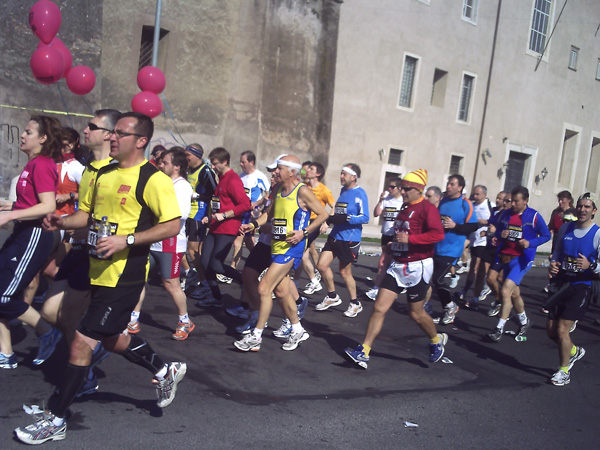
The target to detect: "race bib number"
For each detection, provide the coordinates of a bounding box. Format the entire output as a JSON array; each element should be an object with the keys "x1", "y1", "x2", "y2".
[
  {"x1": 244, "y1": 187, "x2": 251, "y2": 199},
  {"x1": 334, "y1": 202, "x2": 348, "y2": 215},
  {"x1": 506, "y1": 225, "x2": 523, "y2": 242},
  {"x1": 562, "y1": 255, "x2": 582, "y2": 273},
  {"x1": 390, "y1": 241, "x2": 408, "y2": 258},
  {"x1": 272, "y1": 218, "x2": 288, "y2": 241},
  {"x1": 88, "y1": 217, "x2": 118, "y2": 259},
  {"x1": 383, "y1": 207, "x2": 398, "y2": 222},
  {"x1": 211, "y1": 196, "x2": 221, "y2": 213}
]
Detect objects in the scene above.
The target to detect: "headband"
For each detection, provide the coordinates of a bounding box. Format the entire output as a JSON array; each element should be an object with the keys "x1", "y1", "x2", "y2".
[
  {"x1": 184, "y1": 146, "x2": 204, "y2": 159},
  {"x1": 342, "y1": 166, "x2": 357, "y2": 177},
  {"x1": 276, "y1": 159, "x2": 302, "y2": 170}
]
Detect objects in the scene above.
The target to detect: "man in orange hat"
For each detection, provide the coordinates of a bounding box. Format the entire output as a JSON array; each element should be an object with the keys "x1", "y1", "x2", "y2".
[{"x1": 344, "y1": 169, "x2": 447, "y2": 369}]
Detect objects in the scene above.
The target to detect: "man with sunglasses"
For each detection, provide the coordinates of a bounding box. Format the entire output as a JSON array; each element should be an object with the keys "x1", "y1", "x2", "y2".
[
  {"x1": 366, "y1": 177, "x2": 404, "y2": 300},
  {"x1": 345, "y1": 169, "x2": 446, "y2": 369},
  {"x1": 544, "y1": 193, "x2": 599, "y2": 386},
  {"x1": 16, "y1": 112, "x2": 186, "y2": 444}
]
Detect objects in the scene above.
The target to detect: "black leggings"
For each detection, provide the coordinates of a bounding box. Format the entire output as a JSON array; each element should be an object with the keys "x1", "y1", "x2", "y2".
[
  {"x1": 200, "y1": 233, "x2": 242, "y2": 298},
  {"x1": 432, "y1": 255, "x2": 456, "y2": 308}
]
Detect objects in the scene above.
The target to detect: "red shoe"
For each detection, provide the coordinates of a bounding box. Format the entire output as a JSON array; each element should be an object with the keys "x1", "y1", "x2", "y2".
[
  {"x1": 172, "y1": 321, "x2": 195, "y2": 341},
  {"x1": 127, "y1": 322, "x2": 141, "y2": 334}
]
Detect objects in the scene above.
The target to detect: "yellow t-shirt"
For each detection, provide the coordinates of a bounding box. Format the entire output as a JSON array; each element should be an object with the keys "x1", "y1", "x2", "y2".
[{"x1": 79, "y1": 161, "x2": 181, "y2": 287}]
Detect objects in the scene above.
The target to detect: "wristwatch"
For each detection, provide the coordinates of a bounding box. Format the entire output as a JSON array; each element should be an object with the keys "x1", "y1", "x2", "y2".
[
  {"x1": 126, "y1": 233, "x2": 135, "y2": 247},
  {"x1": 69, "y1": 192, "x2": 75, "y2": 200},
  {"x1": 589, "y1": 262, "x2": 597, "y2": 271},
  {"x1": 221, "y1": 212, "x2": 227, "y2": 220}
]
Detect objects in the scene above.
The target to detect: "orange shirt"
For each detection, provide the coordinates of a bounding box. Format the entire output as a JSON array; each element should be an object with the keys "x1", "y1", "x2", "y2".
[{"x1": 309, "y1": 182, "x2": 334, "y2": 220}]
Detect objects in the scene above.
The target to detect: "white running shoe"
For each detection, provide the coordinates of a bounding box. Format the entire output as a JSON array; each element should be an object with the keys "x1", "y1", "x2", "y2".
[
  {"x1": 303, "y1": 280, "x2": 323, "y2": 295},
  {"x1": 343, "y1": 302, "x2": 363, "y2": 318},
  {"x1": 282, "y1": 329, "x2": 309, "y2": 351},
  {"x1": 479, "y1": 286, "x2": 492, "y2": 301},
  {"x1": 448, "y1": 275, "x2": 459, "y2": 289},
  {"x1": 366, "y1": 287, "x2": 379, "y2": 301},
  {"x1": 315, "y1": 294, "x2": 342, "y2": 311},
  {"x1": 234, "y1": 333, "x2": 262, "y2": 352}
]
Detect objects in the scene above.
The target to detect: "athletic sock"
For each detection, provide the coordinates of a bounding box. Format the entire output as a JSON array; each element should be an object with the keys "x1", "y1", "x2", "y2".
[
  {"x1": 362, "y1": 344, "x2": 371, "y2": 356},
  {"x1": 295, "y1": 297, "x2": 302, "y2": 305},
  {"x1": 253, "y1": 327, "x2": 264, "y2": 338},
  {"x1": 328, "y1": 292, "x2": 337, "y2": 298},
  {"x1": 52, "y1": 416, "x2": 65, "y2": 426},
  {"x1": 350, "y1": 299, "x2": 359, "y2": 305},
  {"x1": 311, "y1": 277, "x2": 319, "y2": 284},
  {"x1": 430, "y1": 335, "x2": 441, "y2": 344},
  {"x1": 559, "y1": 366, "x2": 569, "y2": 374},
  {"x1": 291, "y1": 322, "x2": 303, "y2": 334},
  {"x1": 497, "y1": 318, "x2": 507, "y2": 331},
  {"x1": 130, "y1": 311, "x2": 140, "y2": 323},
  {"x1": 179, "y1": 314, "x2": 190, "y2": 324},
  {"x1": 154, "y1": 364, "x2": 169, "y2": 380},
  {"x1": 517, "y1": 312, "x2": 528, "y2": 325},
  {"x1": 570, "y1": 345, "x2": 577, "y2": 357}
]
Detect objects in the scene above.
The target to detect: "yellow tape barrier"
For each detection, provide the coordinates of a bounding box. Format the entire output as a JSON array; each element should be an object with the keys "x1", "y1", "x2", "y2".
[{"x1": 1, "y1": 104, "x2": 93, "y2": 118}]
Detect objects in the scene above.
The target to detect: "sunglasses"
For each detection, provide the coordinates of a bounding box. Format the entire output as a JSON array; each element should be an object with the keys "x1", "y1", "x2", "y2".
[
  {"x1": 503, "y1": 198, "x2": 512, "y2": 203},
  {"x1": 88, "y1": 122, "x2": 112, "y2": 133},
  {"x1": 401, "y1": 186, "x2": 415, "y2": 192},
  {"x1": 388, "y1": 185, "x2": 398, "y2": 189},
  {"x1": 111, "y1": 129, "x2": 144, "y2": 139}
]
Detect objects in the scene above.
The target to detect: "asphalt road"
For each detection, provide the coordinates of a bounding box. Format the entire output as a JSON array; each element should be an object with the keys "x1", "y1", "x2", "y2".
[{"x1": 1, "y1": 248, "x2": 600, "y2": 449}]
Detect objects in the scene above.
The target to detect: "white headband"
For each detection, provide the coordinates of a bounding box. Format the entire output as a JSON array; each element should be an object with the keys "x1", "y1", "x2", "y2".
[
  {"x1": 276, "y1": 159, "x2": 302, "y2": 170},
  {"x1": 342, "y1": 166, "x2": 357, "y2": 177}
]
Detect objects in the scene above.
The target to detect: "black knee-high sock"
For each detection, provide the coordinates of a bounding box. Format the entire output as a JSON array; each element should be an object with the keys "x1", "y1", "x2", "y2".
[
  {"x1": 121, "y1": 335, "x2": 166, "y2": 374},
  {"x1": 51, "y1": 363, "x2": 88, "y2": 418}
]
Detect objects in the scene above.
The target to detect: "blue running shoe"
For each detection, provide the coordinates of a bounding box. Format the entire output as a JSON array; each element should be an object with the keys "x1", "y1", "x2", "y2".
[
  {"x1": 428, "y1": 333, "x2": 448, "y2": 363},
  {"x1": 344, "y1": 345, "x2": 369, "y2": 369},
  {"x1": 226, "y1": 303, "x2": 250, "y2": 319},
  {"x1": 0, "y1": 352, "x2": 17, "y2": 369},
  {"x1": 90, "y1": 343, "x2": 110, "y2": 371},
  {"x1": 33, "y1": 328, "x2": 62, "y2": 365},
  {"x1": 423, "y1": 301, "x2": 433, "y2": 316},
  {"x1": 76, "y1": 374, "x2": 99, "y2": 398},
  {"x1": 236, "y1": 311, "x2": 259, "y2": 335},
  {"x1": 297, "y1": 296, "x2": 309, "y2": 320}
]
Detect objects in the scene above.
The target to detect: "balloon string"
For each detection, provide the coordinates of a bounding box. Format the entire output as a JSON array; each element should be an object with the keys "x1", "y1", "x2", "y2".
[
  {"x1": 81, "y1": 95, "x2": 95, "y2": 116},
  {"x1": 56, "y1": 82, "x2": 74, "y2": 128},
  {"x1": 161, "y1": 93, "x2": 187, "y2": 146}
]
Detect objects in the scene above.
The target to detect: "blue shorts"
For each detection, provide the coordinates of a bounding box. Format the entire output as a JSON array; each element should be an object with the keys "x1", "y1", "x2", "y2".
[
  {"x1": 271, "y1": 254, "x2": 302, "y2": 271},
  {"x1": 503, "y1": 257, "x2": 532, "y2": 286}
]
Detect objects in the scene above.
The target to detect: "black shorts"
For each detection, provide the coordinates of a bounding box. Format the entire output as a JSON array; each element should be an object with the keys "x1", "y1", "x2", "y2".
[
  {"x1": 321, "y1": 235, "x2": 360, "y2": 266},
  {"x1": 548, "y1": 283, "x2": 591, "y2": 321},
  {"x1": 78, "y1": 284, "x2": 144, "y2": 340},
  {"x1": 54, "y1": 245, "x2": 91, "y2": 291},
  {"x1": 477, "y1": 246, "x2": 497, "y2": 265},
  {"x1": 244, "y1": 242, "x2": 271, "y2": 274},
  {"x1": 306, "y1": 228, "x2": 320, "y2": 247},
  {"x1": 186, "y1": 218, "x2": 207, "y2": 243},
  {"x1": 432, "y1": 254, "x2": 456, "y2": 288},
  {"x1": 381, "y1": 273, "x2": 429, "y2": 303}
]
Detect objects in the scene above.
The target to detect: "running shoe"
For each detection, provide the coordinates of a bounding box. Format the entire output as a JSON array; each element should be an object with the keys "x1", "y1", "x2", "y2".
[
  {"x1": 76, "y1": 374, "x2": 99, "y2": 398},
  {"x1": 568, "y1": 346, "x2": 585, "y2": 370},
  {"x1": 195, "y1": 296, "x2": 223, "y2": 308},
  {"x1": 344, "y1": 345, "x2": 369, "y2": 369},
  {"x1": 185, "y1": 283, "x2": 211, "y2": 299},
  {"x1": 0, "y1": 353, "x2": 17, "y2": 369},
  {"x1": 234, "y1": 333, "x2": 262, "y2": 352},
  {"x1": 33, "y1": 328, "x2": 62, "y2": 366},
  {"x1": 282, "y1": 329, "x2": 309, "y2": 351},
  {"x1": 456, "y1": 264, "x2": 469, "y2": 274},
  {"x1": 479, "y1": 286, "x2": 492, "y2": 301},
  {"x1": 226, "y1": 304, "x2": 250, "y2": 319},
  {"x1": 216, "y1": 274, "x2": 233, "y2": 284},
  {"x1": 297, "y1": 296, "x2": 309, "y2": 320},
  {"x1": 448, "y1": 275, "x2": 459, "y2": 289},
  {"x1": 366, "y1": 287, "x2": 379, "y2": 301},
  {"x1": 127, "y1": 321, "x2": 141, "y2": 334},
  {"x1": 156, "y1": 362, "x2": 187, "y2": 408},
  {"x1": 14, "y1": 411, "x2": 67, "y2": 444},
  {"x1": 432, "y1": 317, "x2": 441, "y2": 324},
  {"x1": 429, "y1": 333, "x2": 448, "y2": 363},
  {"x1": 488, "y1": 327, "x2": 503, "y2": 342},
  {"x1": 569, "y1": 320, "x2": 578, "y2": 333},
  {"x1": 488, "y1": 302, "x2": 501, "y2": 317},
  {"x1": 464, "y1": 298, "x2": 479, "y2": 311},
  {"x1": 515, "y1": 319, "x2": 532, "y2": 339},
  {"x1": 273, "y1": 319, "x2": 292, "y2": 338},
  {"x1": 303, "y1": 280, "x2": 323, "y2": 295},
  {"x1": 550, "y1": 369, "x2": 570, "y2": 386},
  {"x1": 343, "y1": 301, "x2": 363, "y2": 318},
  {"x1": 423, "y1": 301, "x2": 433, "y2": 315},
  {"x1": 236, "y1": 311, "x2": 259, "y2": 335},
  {"x1": 442, "y1": 303, "x2": 459, "y2": 325},
  {"x1": 454, "y1": 290, "x2": 466, "y2": 303},
  {"x1": 315, "y1": 294, "x2": 342, "y2": 311},
  {"x1": 172, "y1": 321, "x2": 195, "y2": 341}
]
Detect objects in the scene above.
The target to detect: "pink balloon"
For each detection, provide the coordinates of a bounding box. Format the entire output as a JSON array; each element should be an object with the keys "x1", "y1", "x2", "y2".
[
  {"x1": 37, "y1": 38, "x2": 72, "y2": 78},
  {"x1": 29, "y1": 0, "x2": 62, "y2": 44},
  {"x1": 30, "y1": 47, "x2": 64, "y2": 85},
  {"x1": 137, "y1": 66, "x2": 166, "y2": 94},
  {"x1": 66, "y1": 65, "x2": 96, "y2": 95},
  {"x1": 131, "y1": 91, "x2": 163, "y2": 118}
]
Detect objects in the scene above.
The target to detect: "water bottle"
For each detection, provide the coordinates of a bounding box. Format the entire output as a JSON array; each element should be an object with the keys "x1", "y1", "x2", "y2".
[
  {"x1": 251, "y1": 206, "x2": 261, "y2": 219},
  {"x1": 97, "y1": 216, "x2": 111, "y2": 258}
]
